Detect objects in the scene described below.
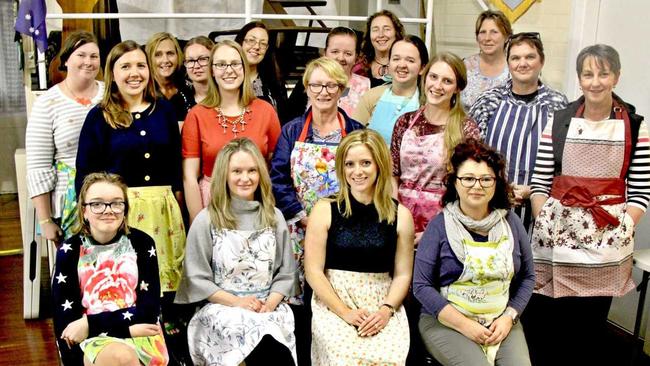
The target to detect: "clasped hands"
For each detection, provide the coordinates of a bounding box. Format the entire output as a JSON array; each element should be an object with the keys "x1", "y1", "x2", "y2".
[
  {"x1": 342, "y1": 306, "x2": 391, "y2": 337},
  {"x1": 462, "y1": 315, "x2": 513, "y2": 346},
  {"x1": 235, "y1": 295, "x2": 279, "y2": 313},
  {"x1": 60, "y1": 315, "x2": 161, "y2": 348}
]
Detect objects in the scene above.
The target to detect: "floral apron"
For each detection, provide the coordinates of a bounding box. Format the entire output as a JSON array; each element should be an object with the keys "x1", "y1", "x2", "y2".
[
  {"x1": 367, "y1": 87, "x2": 419, "y2": 144},
  {"x1": 441, "y1": 221, "x2": 514, "y2": 365},
  {"x1": 287, "y1": 112, "x2": 346, "y2": 304},
  {"x1": 56, "y1": 160, "x2": 77, "y2": 239},
  {"x1": 397, "y1": 108, "x2": 447, "y2": 233},
  {"x1": 532, "y1": 101, "x2": 636, "y2": 297},
  {"x1": 187, "y1": 227, "x2": 297, "y2": 366}
]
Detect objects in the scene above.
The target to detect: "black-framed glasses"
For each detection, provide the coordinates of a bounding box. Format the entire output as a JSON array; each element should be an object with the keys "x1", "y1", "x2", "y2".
[
  {"x1": 212, "y1": 61, "x2": 244, "y2": 71},
  {"x1": 243, "y1": 38, "x2": 269, "y2": 51},
  {"x1": 457, "y1": 176, "x2": 497, "y2": 188},
  {"x1": 184, "y1": 56, "x2": 210, "y2": 68},
  {"x1": 308, "y1": 83, "x2": 341, "y2": 94},
  {"x1": 83, "y1": 201, "x2": 127, "y2": 214}
]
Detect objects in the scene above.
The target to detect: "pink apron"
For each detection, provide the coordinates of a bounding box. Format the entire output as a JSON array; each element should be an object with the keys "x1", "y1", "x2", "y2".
[
  {"x1": 288, "y1": 112, "x2": 346, "y2": 304},
  {"x1": 397, "y1": 109, "x2": 447, "y2": 233}
]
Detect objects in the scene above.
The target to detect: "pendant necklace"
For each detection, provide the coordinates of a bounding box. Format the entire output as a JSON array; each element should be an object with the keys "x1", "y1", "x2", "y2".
[
  {"x1": 65, "y1": 79, "x2": 93, "y2": 106},
  {"x1": 217, "y1": 107, "x2": 248, "y2": 137}
]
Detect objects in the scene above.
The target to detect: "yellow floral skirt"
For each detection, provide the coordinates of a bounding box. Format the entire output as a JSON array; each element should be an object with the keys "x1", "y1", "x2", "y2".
[
  {"x1": 81, "y1": 333, "x2": 168, "y2": 365},
  {"x1": 127, "y1": 186, "x2": 186, "y2": 292}
]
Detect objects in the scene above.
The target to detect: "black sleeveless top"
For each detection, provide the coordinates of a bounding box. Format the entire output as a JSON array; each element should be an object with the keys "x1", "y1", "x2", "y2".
[{"x1": 325, "y1": 197, "x2": 398, "y2": 273}]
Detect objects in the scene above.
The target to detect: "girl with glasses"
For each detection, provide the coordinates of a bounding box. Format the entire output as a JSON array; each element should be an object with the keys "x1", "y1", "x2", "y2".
[
  {"x1": 270, "y1": 57, "x2": 365, "y2": 365},
  {"x1": 414, "y1": 139, "x2": 534, "y2": 366},
  {"x1": 182, "y1": 40, "x2": 281, "y2": 224},
  {"x1": 75, "y1": 40, "x2": 187, "y2": 363},
  {"x1": 145, "y1": 32, "x2": 192, "y2": 121},
  {"x1": 53, "y1": 172, "x2": 168, "y2": 366},
  {"x1": 180, "y1": 36, "x2": 215, "y2": 114},
  {"x1": 235, "y1": 21, "x2": 289, "y2": 123},
  {"x1": 175, "y1": 138, "x2": 299, "y2": 366}
]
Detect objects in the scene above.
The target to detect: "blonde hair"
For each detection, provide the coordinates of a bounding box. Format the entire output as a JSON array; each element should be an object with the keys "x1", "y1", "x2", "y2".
[
  {"x1": 335, "y1": 129, "x2": 396, "y2": 224},
  {"x1": 201, "y1": 40, "x2": 256, "y2": 109},
  {"x1": 420, "y1": 52, "x2": 469, "y2": 158},
  {"x1": 76, "y1": 172, "x2": 130, "y2": 236},
  {"x1": 101, "y1": 40, "x2": 157, "y2": 129},
  {"x1": 302, "y1": 57, "x2": 349, "y2": 90},
  {"x1": 208, "y1": 138, "x2": 277, "y2": 230},
  {"x1": 145, "y1": 32, "x2": 184, "y2": 85}
]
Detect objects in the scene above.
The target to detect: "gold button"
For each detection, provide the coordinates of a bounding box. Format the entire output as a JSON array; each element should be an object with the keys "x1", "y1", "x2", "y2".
[
  {"x1": 144, "y1": 175, "x2": 150, "y2": 181},
  {"x1": 140, "y1": 130, "x2": 146, "y2": 136},
  {"x1": 134, "y1": 113, "x2": 141, "y2": 119},
  {"x1": 144, "y1": 153, "x2": 150, "y2": 159}
]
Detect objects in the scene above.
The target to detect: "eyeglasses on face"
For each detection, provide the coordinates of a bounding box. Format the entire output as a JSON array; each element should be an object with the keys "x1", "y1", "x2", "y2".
[
  {"x1": 184, "y1": 56, "x2": 210, "y2": 68},
  {"x1": 308, "y1": 83, "x2": 341, "y2": 94},
  {"x1": 212, "y1": 61, "x2": 244, "y2": 71},
  {"x1": 83, "y1": 201, "x2": 127, "y2": 214},
  {"x1": 243, "y1": 38, "x2": 269, "y2": 51},
  {"x1": 457, "y1": 176, "x2": 497, "y2": 188}
]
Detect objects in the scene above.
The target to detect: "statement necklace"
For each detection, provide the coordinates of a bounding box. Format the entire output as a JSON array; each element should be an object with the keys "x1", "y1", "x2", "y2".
[
  {"x1": 217, "y1": 107, "x2": 248, "y2": 137},
  {"x1": 65, "y1": 79, "x2": 93, "y2": 106}
]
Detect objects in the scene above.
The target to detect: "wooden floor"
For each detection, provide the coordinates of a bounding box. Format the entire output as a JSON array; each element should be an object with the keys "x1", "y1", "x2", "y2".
[{"x1": 0, "y1": 194, "x2": 58, "y2": 365}]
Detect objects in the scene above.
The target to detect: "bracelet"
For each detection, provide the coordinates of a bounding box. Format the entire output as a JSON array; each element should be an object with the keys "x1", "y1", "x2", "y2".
[
  {"x1": 381, "y1": 303, "x2": 396, "y2": 316},
  {"x1": 39, "y1": 217, "x2": 53, "y2": 225}
]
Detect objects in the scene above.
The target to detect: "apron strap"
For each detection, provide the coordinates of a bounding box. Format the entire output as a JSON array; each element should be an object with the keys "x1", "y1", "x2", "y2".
[
  {"x1": 575, "y1": 100, "x2": 632, "y2": 179},
  {"x1": 297, "y1": 111, "x2": 347, "y2": 142}
]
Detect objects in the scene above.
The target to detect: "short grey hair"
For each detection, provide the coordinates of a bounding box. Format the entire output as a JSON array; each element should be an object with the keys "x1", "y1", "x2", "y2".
[{"x1": 576, "y1": 44, "x2": 621, "y2": 77}]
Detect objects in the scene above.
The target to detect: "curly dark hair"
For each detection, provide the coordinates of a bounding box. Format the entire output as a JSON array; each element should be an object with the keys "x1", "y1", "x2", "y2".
[
  {"x1": 442, "y1": 138, "x2": 513, "y2": 210},
  {"x1": 359, "y1": 10, "x2": 405, "y2": 67}
]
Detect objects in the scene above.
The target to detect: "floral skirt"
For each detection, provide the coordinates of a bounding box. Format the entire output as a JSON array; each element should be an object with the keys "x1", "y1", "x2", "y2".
[
  {"x1": 127, "y1": 186, "x2": 186, "y2": 292},
  {"x1": 80, "y1": 333, "x2": 168, "y2": 365},
  {"x1": 311, "y1": 269, "x2": 410, "y2": 366},
  {"x1": 187, "y1": 302, "x2": 297, "y2": 366}
]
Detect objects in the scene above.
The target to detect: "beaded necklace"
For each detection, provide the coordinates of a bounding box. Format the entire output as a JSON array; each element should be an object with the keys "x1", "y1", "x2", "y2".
[{"x1": 216, "y1": 107, "x2": 248, "y2": 137}]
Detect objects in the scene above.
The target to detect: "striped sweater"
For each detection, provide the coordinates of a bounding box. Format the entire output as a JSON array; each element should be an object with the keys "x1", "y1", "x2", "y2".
[{"x1": 25, "y1": 82, "x2": 104, "y2": 215}]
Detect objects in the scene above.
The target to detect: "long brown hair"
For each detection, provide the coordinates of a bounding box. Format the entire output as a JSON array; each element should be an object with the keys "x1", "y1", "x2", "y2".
[
  {"x1": 420, "y1": 52, "x2": 468, "y2": 158},
  {"x1": 100, "y1": 40, "x2": 157, "y2": 129},
  {"x1": 208, "y1": 138, "x2": 277, "y2": 230}
]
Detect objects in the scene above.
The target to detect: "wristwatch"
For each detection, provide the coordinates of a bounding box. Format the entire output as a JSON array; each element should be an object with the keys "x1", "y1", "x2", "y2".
[{"x1": 503, "y1": 307, "x2": 519, "y2": 325}]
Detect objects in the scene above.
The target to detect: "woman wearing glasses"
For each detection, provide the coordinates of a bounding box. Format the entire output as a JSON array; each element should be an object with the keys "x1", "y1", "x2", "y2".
[
  {"x1": 354, "y1": 35, "x2": 429, "y2": 145},
  {"x1": 236, "y1": 21, "x2": 289, "y2": 123},
  {"x1": 392, "y1": 53, "x2": 480, "y2": 245},
  {"x1": 179, "y1": 36, "x2": 214, "y2": 113},
  {"x1": 527, "y1": 44, "x2": 649, "y2": 366},
  {"x1": 75, "y1": 40, "x2": 186, "y2": 362},
  {"x1": 53, "y1": 172, "x2": 168, "y2": 366},
  {"x1": 469, "y1": 33, "x2": 567, "y2": 232},
  {"x1": 461, "y1": 10, "x2": 512, "y2": 111},
  {"x1": 145, "y1": 32, "x2": 191, "y2": 120},
  {"x1": 287, "y1": 27, "x2": 371, "y2": 121},
  {"x1": 270, "y1": 57, "x2": 364, "y2": 364},
  {"x1": 182, "y1": 40, "x2": 281, "y2": 224},
  {"x1": 413, "y1": 139, "x2": 534, "y2": 366}
]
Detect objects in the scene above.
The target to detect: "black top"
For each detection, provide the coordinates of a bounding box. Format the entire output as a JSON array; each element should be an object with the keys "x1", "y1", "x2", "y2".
[{"x1": 325, "y1": 196, "x2": 398, "y2": 273}]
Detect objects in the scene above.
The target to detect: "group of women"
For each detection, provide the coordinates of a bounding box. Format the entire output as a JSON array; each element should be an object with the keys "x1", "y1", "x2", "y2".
[{"x1": 26, "y1": 6, "x2": 648, "y2": 366}]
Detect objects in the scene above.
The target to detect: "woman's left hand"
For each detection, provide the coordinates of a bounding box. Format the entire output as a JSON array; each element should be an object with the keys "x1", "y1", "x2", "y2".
[
  {"x1": 61, "y1": 315, "x2": 89, "y2": 348},
  {"x1": 357, "y1": 306, "x2": 391, "y2": 337},
  {"x1": 512, "y1": 185, "x2": 531, "y2": 206},
  {"x1": 485, "y1": 315, "x2": 513, "y2": 345}
]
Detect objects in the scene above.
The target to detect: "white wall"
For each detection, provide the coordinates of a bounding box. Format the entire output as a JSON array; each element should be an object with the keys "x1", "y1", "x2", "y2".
[
  {"x1": 432, "y1": 0, "x2": 571, "y2": 92},
  {"x1": 566, "y1": 0, "x2": 650, "y2": 341}
]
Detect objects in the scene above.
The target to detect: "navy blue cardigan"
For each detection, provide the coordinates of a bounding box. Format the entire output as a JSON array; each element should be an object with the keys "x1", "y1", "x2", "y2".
[{"x1": 270, "y1": 107, "x2": 365, "y2": 220}]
